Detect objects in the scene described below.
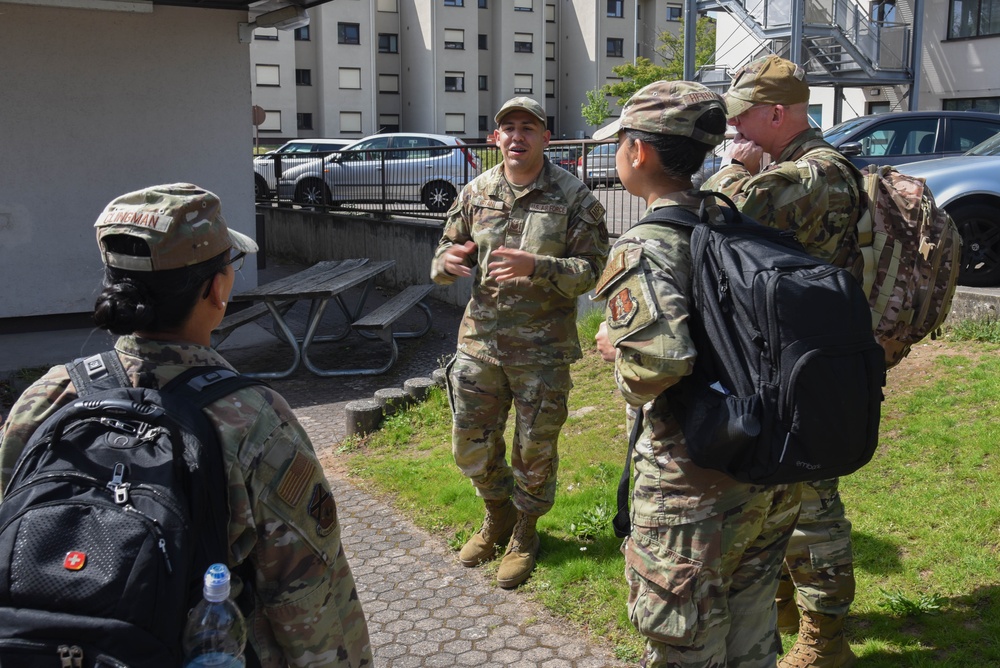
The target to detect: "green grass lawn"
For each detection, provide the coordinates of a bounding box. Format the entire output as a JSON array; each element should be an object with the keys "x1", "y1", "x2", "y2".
[{"x1": 344, "y1": 317, "x2": 1000, "y2": 665}]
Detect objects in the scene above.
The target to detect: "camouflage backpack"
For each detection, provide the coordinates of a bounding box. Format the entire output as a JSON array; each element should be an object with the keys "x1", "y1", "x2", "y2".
[{"x1": 804, "y1": 141, "x2": 962, "y2": 369}]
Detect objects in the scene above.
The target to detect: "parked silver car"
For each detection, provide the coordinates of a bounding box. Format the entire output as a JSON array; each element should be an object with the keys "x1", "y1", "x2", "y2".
[
  {"x1": 254, "y1": 138, "x2": 352, "y2": 200},
  {"x1": 276, "y1": 133, "x2": 480, "y2": 212},
  {"x1": 577, "y1": 142, "x2": 619, "y2": 189},
  {"x1": 900, "y1": 131, "x2": 1000, "y2": 286}
]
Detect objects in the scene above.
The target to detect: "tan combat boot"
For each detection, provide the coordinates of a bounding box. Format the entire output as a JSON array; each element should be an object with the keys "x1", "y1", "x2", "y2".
[
  {"x1": 776, "y1": 576, "x2": 801, "y2": 635},
  {"x1": 778, "y1": 611, "x2": 858, "y2": 668},
  {"x1": 459, "y1": 498, "x2": 517, "y2": 567},
  {"x1": 496, "y1": 512, "x2": 540, "y2": 589}
]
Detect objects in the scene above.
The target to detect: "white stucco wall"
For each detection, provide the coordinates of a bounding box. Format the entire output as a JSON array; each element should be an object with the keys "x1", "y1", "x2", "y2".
[{"x1": 0, "y1": 2, "x2": 257, "y2": 320}]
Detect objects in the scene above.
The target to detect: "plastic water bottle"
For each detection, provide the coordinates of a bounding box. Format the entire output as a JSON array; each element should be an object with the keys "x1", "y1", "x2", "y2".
[{"x1": 181, "y1": 563, "x2": 247, "y2": 668}]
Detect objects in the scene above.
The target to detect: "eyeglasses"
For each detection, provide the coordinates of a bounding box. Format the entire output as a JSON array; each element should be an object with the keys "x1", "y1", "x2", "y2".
[
  {"x1": 202, "y1": 250, "x2": 246, "y2": 299},
  {"x1": 225, "y1": 251, "x2": 247, "y2": 272}
]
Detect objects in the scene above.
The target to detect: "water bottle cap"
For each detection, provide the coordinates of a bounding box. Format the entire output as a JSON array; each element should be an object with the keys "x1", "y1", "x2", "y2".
[{"x1": 203, "y1": 563, "x2": 231, "y2": 602}]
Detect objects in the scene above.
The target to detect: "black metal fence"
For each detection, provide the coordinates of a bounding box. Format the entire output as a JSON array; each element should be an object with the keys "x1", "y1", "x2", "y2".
[{"x1": 253, "y1": 140, "x2": 648, "y2": 236}]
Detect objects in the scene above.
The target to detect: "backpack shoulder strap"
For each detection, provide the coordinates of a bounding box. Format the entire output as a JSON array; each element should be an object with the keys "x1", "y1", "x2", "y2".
[
  {"x1": 630, "y1": 190, "x2": 744, "y2": 232},
  {"x1": 162, "y1": 366, "x2": 267, "y2": 409},
  {"x1": 65, "y1": 350, "x2": 131, "y2": 397}
]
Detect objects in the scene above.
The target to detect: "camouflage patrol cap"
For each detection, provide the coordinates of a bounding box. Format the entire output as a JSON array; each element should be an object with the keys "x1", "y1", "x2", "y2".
[
  {"x1": 95, "y1": 183, "x2": 258, "y2": 272},
  {"x1": 495, "y1": 96, "x2": 547, "y2": 125},
  {"x1": 724, "y1": 55, "x2": 810, "y2": 119},
  {"x1": 591, "y1": 80, "x2": 727, "y2": 146}
]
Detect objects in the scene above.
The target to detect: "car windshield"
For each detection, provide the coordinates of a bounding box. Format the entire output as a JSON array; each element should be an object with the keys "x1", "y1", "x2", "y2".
[
  {"x1": 966, "y1": 130, "x2": 1000, "y2": 156},
  {"x1": 823, "y1": 117, "x2": 873, "y2": 144}
]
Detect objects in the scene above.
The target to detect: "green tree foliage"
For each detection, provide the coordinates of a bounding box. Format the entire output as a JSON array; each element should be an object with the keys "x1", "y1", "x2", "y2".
[{"x1": 581, "y1": 16, "x2": 717, "y2": 126}]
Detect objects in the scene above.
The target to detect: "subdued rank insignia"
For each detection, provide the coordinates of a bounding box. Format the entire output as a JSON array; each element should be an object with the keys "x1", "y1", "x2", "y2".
[
  {"x1": 308, "y1": 484, "x2": 338, "y2": 536},
  {"x1": 276, "y1": 451, "x2": 312, "y2": 508},
  {"x1": 608, "y1": 288, "x2": 639, "y2": 328}
]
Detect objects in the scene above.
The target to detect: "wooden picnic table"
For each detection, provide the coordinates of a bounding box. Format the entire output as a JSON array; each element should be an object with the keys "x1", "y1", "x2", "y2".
[{"x1": 217, "y1": 259, "x2": 433, "y2": 379}]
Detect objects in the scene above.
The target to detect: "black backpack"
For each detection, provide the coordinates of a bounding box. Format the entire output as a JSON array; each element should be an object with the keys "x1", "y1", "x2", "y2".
[
  {"x1": 0, "y1": 351, "x2": 262, "y2": 668},
  {"x1": 612, "y1": 194, "x2": 885, "y2": 536}
]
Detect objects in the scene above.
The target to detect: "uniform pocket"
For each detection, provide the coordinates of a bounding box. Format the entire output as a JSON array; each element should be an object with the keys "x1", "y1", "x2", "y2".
[{"x1": 623, "y1": 534, "x2": 704, "y2": 646}]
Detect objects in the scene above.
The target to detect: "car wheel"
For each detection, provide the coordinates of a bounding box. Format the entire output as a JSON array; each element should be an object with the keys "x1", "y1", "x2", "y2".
[
  {"x1": 254, "y1": 174, "x2": 270, "y2": 200},
  {"x1": 422, "y1": 180, "x2": 457, "y2": 212},
  {"x1": 294, "y1": 179, "x2": 330, "y2": 206},
  {"x1": 951, "y1": 202, "x2": 1000, "y2": 287}
]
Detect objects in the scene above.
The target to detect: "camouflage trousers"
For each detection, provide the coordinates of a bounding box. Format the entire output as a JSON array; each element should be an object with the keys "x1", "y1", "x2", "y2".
[
  {"x1": 780, "y1": 477, "x2": 855, "y2": 617},
  {"x1": 624, "y1": 483, "x2": 801, "y2": 668},
  {"x1": 445, "y1": 351, "x2": 571, "y2": 516}
]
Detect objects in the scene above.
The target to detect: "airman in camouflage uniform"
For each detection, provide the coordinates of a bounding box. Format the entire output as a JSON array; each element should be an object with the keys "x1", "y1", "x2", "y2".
[
  {"x1": 432, "y1": 97, "x2": 609, "y2": 589},
  {"x1": 703, "y1": 55, "x2": 864, "y2": 668},
  {"x1": 0, "y1": 184, "x2": 371, "y2": 668},
  {"x1": 593, "y1": 81, "x2": 800, "y2": 667}
]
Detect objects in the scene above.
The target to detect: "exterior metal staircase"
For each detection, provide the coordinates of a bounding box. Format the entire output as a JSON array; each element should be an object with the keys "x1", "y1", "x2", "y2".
[{"x1": 694, "y1": 0, "x2": 916, "y2": 88}]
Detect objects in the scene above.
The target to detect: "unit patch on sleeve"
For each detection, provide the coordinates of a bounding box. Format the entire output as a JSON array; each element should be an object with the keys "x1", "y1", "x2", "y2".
[
  {"x1": 308, "y1": 484, "x2": 338, "y2": 537},
  {"x1": 608, "y1": 287, "x2": 639, "y2": 328}
]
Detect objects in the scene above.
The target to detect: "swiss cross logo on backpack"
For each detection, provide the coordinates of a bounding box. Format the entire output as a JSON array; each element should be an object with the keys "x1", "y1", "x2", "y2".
[{"x1": 63, "y1": 551, "x2": 87, "y2": 571}]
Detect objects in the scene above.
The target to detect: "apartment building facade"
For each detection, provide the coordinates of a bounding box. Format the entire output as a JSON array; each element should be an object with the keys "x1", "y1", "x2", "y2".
[{"x1": 249, "y1": 0, "x2": 692, "y2": 144}]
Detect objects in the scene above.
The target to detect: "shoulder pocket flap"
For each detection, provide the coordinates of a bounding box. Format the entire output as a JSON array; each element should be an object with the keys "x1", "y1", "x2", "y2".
[{"x1": 595, "y1": 245, "x2": 641, "y2": 297}]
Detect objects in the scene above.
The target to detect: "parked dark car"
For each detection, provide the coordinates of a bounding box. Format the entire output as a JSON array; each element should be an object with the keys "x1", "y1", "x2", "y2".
[
  {"x1": 544, "y1": 146, "x2": 582, "y2": 173},
  {"x1": 901, "y1": 130, "x2": 1000, "y2": 286},
  {"x1": 254, "y1": 138, "x2": 351, "y2": 199},
  {"x1": 823, "y1": 110, "x2": 1000, "y2": 170}
]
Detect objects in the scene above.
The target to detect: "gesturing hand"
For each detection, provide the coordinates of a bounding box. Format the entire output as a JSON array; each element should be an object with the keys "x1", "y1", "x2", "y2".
[
  {"x1": 487, "y1": 246, "x2": 536, "y2": 282},
  {"x1": 443, "y1": 240, "x2": 477, "y2": 277}
]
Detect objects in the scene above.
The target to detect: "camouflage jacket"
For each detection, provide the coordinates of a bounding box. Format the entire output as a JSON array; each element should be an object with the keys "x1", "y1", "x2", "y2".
[
  {"x1": 431, "y1": 159, "x2": 610, "y2": 366},
  {"x1": 703, "y1": 128, "x2": 864, "y2": 275},
  {"x1": 595, "y1": 193, "x2": 761, "y2": 527},
  {"x1": 0, "y1": 336, "x2": 371, "y2": 668}
]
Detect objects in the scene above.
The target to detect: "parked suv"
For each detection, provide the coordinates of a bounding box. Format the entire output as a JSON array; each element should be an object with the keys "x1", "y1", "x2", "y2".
[
  {"x1": 277, "y1": 133, "x2": 480, "y2": 212},
  {"x1": 254, "y1": 138, "x2": 351, "y2": 199},
  {"x1": 577, "y1": 142, "x2": 619, "y2": 189},
  {"x1": 823, "y1": 110, "x2": 1000, "y2": 170}
]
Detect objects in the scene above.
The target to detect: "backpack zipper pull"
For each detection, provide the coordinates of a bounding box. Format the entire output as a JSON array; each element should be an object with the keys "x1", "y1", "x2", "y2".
[
  {"x1": 107, "y1": 462, "x2": 130, "y2": 504},
  {"x1": 58, "y1": 645, "x2": 83, "y2": 668}
]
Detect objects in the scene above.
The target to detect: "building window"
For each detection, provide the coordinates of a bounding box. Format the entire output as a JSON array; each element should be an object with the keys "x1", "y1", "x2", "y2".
[
  {"x1": 255, "y1": 64, "x2": 280, "y2": 87},
  {"x1": 607, "y1": 37, "x2": 624, "y2": 57},
  {"x1": 379, "y1": 74, "x2": 399, "y2": 93},
  {"x1": 295, "y1": 69, "x2": 312, "y2": 86},
  {"x1": 478, "y1": 75, "x2": 488, "y2": 90},
  {"x1": 445, "y1": 72, "x2": 466, "y2": 92},
  {"x1": 445, "y1": 29, "x2": 465, "y2": 49},
  {"x1": 949, "y1": 0, "x2": 1000, "y2": 37},
  {"x1": 479, "y1": 0, "x2": 488, "y2": 6},
  {"x1": 338, "y1": 23, "x2": 361, "y2": 44},
  {"x1": 545, "y1": 3, "x2": 555, "y2": 21},
  {"x1": 378, "y1": 33, "x2": 399, "y2": 53},
  {"x1": 943, "y1": 96, "x2": 1000, "y2": 113},
  {"x1": 545, "y1": 79, "x2": 555, "y2": 98},
  {"x1": 514, "y1": 0, "x2": 532, "y2": 10},
  {"x1": 479, "y1": 33, "x2": 488, "y2": 49},
  {"x1": 254, "y1": 27, "x2": 278, "y2": 40},
  {"x1": 377, "y1": 0, "x2": 398, "y2": 11},
  {"x1": 445, "y1": 0, "x2": 464, "y2": 5},
  {"x1": 545, "y1": 42, "x2": 555, "y2": 60},
  {"x1": 808, "y1": 104, "x2": 822, "y2": 127},
  {"x1": 666, "y1": 5, "x2": 682, "y2": 20},
  {"x1": 514, "y1": 32, "x2": 533, "y2": 52},
  {"x1": 379, "y1": 114, "x2": 400, "y2": 132},
  {"x1": 260, "y1": 110, "x2": 281, "y2": 132},
  {"x1": 446, "y1": 113, "x2": 466, "y2": 134},
  {"x1": 607, "y1": 0, "x2": 623, "y2": 17},
  {"x1": 297, "y1": 113, "x2": 313, "y2": 130},
  {"x1": 339, "y1": 68, "x2": 362, "y2": 89},
  {"x1": 294, "y1": 26, "x2": 310, "y2": 40},
  {"x1": 514, "y1": 73, "x2": 533, "y2": 94},
  {"x1": 479, "y1": 115, "x2": 488, "y2": 132},
  {"x1": 340, "y1": 111, "x2": 363, "y2": 133}
]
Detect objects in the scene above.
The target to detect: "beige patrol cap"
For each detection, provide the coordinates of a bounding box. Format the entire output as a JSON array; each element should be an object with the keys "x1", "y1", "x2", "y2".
[
  {"x1": 591, "y1": 80, "x2": 727, "y2": 146},
  {"x1": 724, "y1": 55, "x2": 810, "y2": 119},
  {"x1": 95, "y1": 183, "x2": 258, "y2": 272},
  {"x1": 494, "y1": 96, "x2": 547, "y2": 125}
]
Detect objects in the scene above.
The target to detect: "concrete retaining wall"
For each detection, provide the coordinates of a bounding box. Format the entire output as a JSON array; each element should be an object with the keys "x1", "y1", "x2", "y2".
[{"x1": 260, "y1": 207, "x2": 474, "y2": 308}]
